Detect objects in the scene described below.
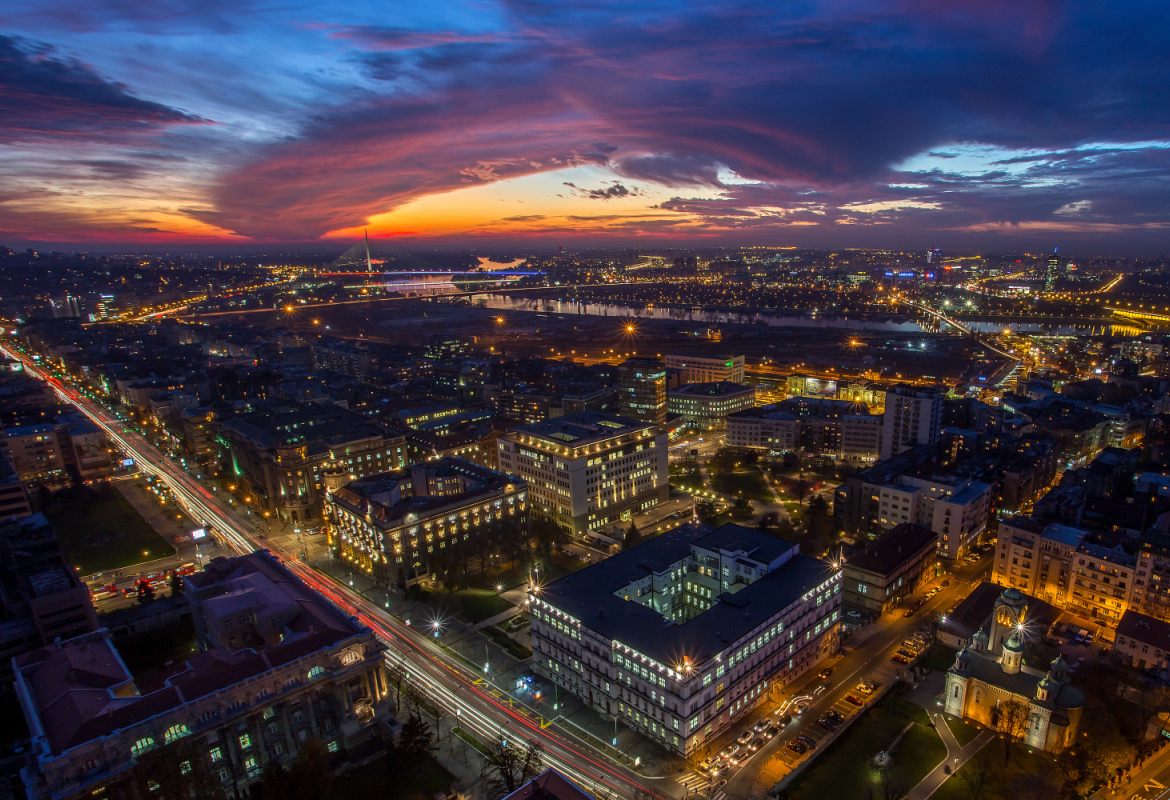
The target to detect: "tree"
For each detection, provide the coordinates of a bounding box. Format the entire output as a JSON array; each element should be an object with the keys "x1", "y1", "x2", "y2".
[
  {"x1": 992, "y1": 699, "x2": 1031, "y2": 766},
  {"x1": 696, "y1": 500, "x2": 717, "y2": 522},
  {"x1": 623, "y1": 521, "x2": 641, "y2": 550},
  {"x1": 479, "y1": 736, "x2": 545, "y2": 800},
  {"x1": 136, "y1": 580, "x2": 156, "y2": 604},
  {"x1": 731, "y1": 497, "x2": 753, "y2": 520},
  {"x1": 399, "y1": 712, "x2": 435, "y2": 763},
  {"x1": 287, "y1": 739, "x2": 333, "y2": 800},
  {"x1": 758, "y1": 511, "x2": 780, "y2": 532},
  {"x1": 957, "y1": 748, "x2": 994, "y2": 800},
  {"x1": 709, "y1": 447, "x2": 738, "y2": 475}
]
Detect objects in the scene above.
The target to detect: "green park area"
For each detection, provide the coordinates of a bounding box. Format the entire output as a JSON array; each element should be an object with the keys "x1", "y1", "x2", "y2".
[
  {"x1": 932, "y1": 743, "x2": 1060, "y2": 800},
  {"x1": 786, "y1": 690, "x2": 946, "y2": 800},
  {"x1": 710, "y1": 469, "x2": 774, "y2": 503},
  {"x1": 42, "y1": 483, "x2": 175, "y2": 575}
]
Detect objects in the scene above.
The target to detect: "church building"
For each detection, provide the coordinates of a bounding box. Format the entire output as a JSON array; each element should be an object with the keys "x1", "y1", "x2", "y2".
[{"x1": 944, "y1": 587, "x2": 1085, "y2": 753}]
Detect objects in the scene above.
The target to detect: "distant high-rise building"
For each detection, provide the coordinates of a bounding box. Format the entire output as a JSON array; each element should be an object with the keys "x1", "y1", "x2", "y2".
[
  {"x1": 618, "y1": 357, "x2": 667, "y2": 424},
  {"x1": 1045, "y1": 249, "x2": 1060, "y2": 292},
  {"x1": 880, "y1": 384, "x2": 944, "y2": 460}
]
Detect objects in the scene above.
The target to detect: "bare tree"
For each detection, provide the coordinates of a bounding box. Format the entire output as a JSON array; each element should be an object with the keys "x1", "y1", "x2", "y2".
[
  {"x1": 993, "y1": 699, "x2": 1032, "y2": 766},
  {"x1": 957, "y1": 748, "x2": 994, "y2": 800},
  {"x1": 479, "y1": 736, "x2": 545, "y2": 800}
]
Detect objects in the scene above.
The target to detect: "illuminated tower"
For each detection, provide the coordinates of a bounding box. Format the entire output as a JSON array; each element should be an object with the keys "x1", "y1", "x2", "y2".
[{"x1": 1045, "y1": 247, "x2": 1059, "y2": 292}]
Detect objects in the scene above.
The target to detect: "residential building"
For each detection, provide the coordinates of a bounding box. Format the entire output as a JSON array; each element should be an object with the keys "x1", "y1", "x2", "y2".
[
  {"x1": 726, "y1": 398, "x2": 880, "y2": 462},
  {"x1": 0, "y1": 513, "x2": 98, "y2": 676},
  {"x1": 880, "y1": 385, "x2": 944, "y2": 460},
  {"x1": 668, "y1": 382, "x2": 755, "y2": 430},
  {"x1": 529, "y1": 523, "x2": 841, "y2": 756},
  {"x1": 1112, "y1": 610, "x2": 1170, "y2": 678},
  {"x1": 216, "y1": 401, "x2": 407, "y2": 524},
  {"x1": 992, "y1": 517, "x2": 1135, "y2": 627},
  {"x1": 311, "y1": 340, "x2": 378, "y2": 377},
  {"x1": 617, "y1": 358, "x2": 667, "y2": 425},
  {"x1": 498, "y1": 411, "x2": 667, "y2": 537},
  {"x1": 0, "y1": 454, "x2": 31, "y2": 518},
  {"x1": 14, "y1": 551, "x2": 391, "y2": 800},
  {"x1": 868, "y1": 470, "x2": 993, "y2": 560},
  {"x1": 842, "y1": 523, "x2": 938, "y2": 615},
  {"x1": 663, "y1": 355, "x2": 745, "y2": 385},
  {"x1": 1130, "y1": 529, "x2": 1170, "y2": 623},
  {"x1": 326, "y1": 457, "x2": 527, "y2": 587}
]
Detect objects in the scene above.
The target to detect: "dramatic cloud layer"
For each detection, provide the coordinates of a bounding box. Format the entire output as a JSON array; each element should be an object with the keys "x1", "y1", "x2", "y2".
[{"x1": 1, "y1": 0, "x2": 1169, "y2": 251}]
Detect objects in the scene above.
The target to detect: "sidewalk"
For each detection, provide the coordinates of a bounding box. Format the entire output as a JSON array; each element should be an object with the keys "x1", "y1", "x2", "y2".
[{"x1": 905, "y1": 710, "x2": 993, "y2": 800}]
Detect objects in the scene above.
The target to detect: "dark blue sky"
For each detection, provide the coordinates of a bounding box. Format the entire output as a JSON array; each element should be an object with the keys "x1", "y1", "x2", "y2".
[{"x1": 2, "y1": 0, "x2": 1169, "y2": 253}]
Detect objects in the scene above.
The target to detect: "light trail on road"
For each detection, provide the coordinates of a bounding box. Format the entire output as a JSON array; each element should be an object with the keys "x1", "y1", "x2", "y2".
[{"x1": 0, "y1": 343, "x2": 663, "y2": 800}]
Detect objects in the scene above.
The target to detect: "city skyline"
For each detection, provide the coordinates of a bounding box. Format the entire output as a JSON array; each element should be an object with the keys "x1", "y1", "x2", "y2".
[{"x1": 2, "y1": 1, "x2": 1169, "y2": 253}]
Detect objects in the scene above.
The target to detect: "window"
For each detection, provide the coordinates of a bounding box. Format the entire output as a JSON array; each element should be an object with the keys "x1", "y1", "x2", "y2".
[
  {"x1": 327, "y1": 741, "x2": 339, "y2": 753},
  {"x1": 239, "y1": 733, "x2": 252, "y2": 749},
  {"x1": 131, "y1": 737, "x2": 155, "y2": 757},
  {"x1": 308, "y1": 666, "x2": 325, "y2": 679},
  {"x1": 209, "y1": 747, "x2": 223, "y2": 763},
  {"x1": 164, "y1": 724, "x2": 190, "y2": 744}
]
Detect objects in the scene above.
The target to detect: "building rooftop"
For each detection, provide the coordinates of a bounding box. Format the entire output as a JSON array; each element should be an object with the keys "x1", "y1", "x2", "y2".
[
  {"x1": 15, "y1": 551, "x2": 373, "y2": 756},
  {"x1": 330, "y1": 456, "x2": 523, "y2": 529},
  {"x1": 537, "y1": 523, "x2": 835, "y2": 667},
  {"x1": 846, "y1": 523, "x2": 937, "y2": 575},
  {"x1": 512, "y1": 410, "x2": 654, "y2": 446},
  {"x1": 668, "y1": 382, "x2": 754, "y2": 398},
  {"x1": 1117, "y1": 608, "x2": 1170, "y2": 646}
]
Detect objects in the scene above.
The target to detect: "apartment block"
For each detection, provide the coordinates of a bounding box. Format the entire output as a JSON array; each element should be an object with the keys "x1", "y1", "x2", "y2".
[
  {"x1": 880, "y1": 385, "x2": 944, "y2": 460},
  {"x1": 529, "y1": 523, "x2": 840, "y2": 756},
  {"x1": 992, "y1": 517, "x2": 1135, "y2": 627},
  {"x1": 842, "y1": 523, "x2": 938, "y2": 615},
  {"x1": 617, "y1": 358, "x2": 667, "y2": 425},
  {"x1": 726, "y1": 398, "x2": 880, "y2": 462},
  {"x1": 497, "y1": 411, "x2": 667, "y2": 536}
]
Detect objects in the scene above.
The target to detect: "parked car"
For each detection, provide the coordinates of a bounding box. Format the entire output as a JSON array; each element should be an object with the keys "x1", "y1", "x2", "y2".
[
  {"x1": 825, "y1": 709, "x2": 844, "y2": 722},
  {"x1": 1084, "y1": 632, "x2": 1095, "y2": 645},
  {"x1": 786, "y1": 740, "x2": 808, "y2": 754},
  {"x1": 845, "y1": 694, "x2": 865, "y2": 706},
  {"x1": 1074, "y1": 630, "x2": 1086, "y2": 644},
  {"x1": 796, "y1": 735, "x2": 817, "y2": 749},
  {"x1": 816, "y1": 716, "x2": 838, "y2": 732},
  {"x1": 903, "y1": 609, "x2": 915, "y2": 618},
  {"x1": 941, "y1": 579, "x2": 950, "y2": 587},
  {"x1": 857, "y1": 681, "x2": 877, "y2": 695},
  {"x1": 897, "y1": 648, "x2": 916, "y2": 659},
  {"x1": 891, "y1": 654, "x2": 910, "y2": 664}
]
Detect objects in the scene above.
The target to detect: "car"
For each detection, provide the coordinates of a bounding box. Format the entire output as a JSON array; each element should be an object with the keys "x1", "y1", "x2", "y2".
[
  {"x1": 777, "y1": 713, "x2": 793, "y2": 726},
  {"x1": 754, "y1": 719, "x2": 771, "y2": 733},
  {"x1": 1074, "y1": 630, "x2": 1086, "y2": 644},
  {"x1": 737, "y1": 731, "x2": 753, "y2": 744},
  {"x1": 819, "y1": 667, "x2": 833, "y2": 679},
  {"x1": 858, "y1": 681, "x2": 877, "y2": 695},
  {"x1": 748, "y1": 736, "x2": 764, "y2": 752},
  {"x1": 794, "y1": 699, "x2": 811, "y2": 715},
  {"x1": 1084, "y1": 632, "x2": 1095, "y2": 645},
  {"x1": 903, "y1": 609, "x2": 915, "y2": 618},
  {"x1": 795, "y1": 735, "x2": 817, "y2": 749},
  {"x1": 786, "y1": 740, "x2": 808, "y2": 754},
  {"x1": 825, "y1": 709, "x2": 844, "y2": 722},
  {"x1": 897, "y1": 648, "x2": 916, "y2": 659},
  {"x1": 766, "y1": 724, "x2": 781, "y2": 738},
  {"x1": 845, "y1": 609, "x2": 863, "y2": 619},
  {"x1": 941, "y1": 579, "x2": 950, "y2": 587},
  {"x1": 816, "y1": 716, "x2": 838, "y2": 731},
  {"x1": 891, "y1": 654, "x2": 910, "y2": 664},
  {"x1": 845, "y1": 694, "x2": 865, "y2": 706},
  {"x1": 726, "y1": 746, "x2": 744, "y2": 764}
]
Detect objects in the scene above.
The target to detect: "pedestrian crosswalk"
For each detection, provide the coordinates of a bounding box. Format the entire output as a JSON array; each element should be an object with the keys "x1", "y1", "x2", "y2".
[{"x1": 676, "y1": 772, "x2": 728, "y2": 800}]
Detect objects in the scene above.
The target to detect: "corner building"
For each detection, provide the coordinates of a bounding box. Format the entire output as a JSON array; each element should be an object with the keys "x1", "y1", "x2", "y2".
[{"x1": 528, "y1": 523, "x2": 841, "y2": 755}]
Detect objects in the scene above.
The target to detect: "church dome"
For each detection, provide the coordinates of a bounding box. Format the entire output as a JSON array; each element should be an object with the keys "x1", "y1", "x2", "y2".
[
  {"x1": 1000, "y1": 587, "x2": 1025, "y2": 604},
  {"x1": 971, "y1": 630, "x2": 989, "y2": 651},
  {"x1": 953, "y1": 648, "x2": 971, "y2": 672},
  {"x1": 1003, "y1": 628, "x2": 1025, "y2": 652}
]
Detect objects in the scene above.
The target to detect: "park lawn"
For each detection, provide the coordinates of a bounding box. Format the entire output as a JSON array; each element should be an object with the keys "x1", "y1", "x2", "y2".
[
  {"x1": 786, "y1": 700, "x2": 946, "y2": 800},
  {"x1": 945, "y1": 715, "x2": 983, "y2": 748},
  {"x1": 932, "y1": 740, "x2": 1059, "y2": 800},
  {"x1": 42, "y1": 484, "x2": 175, "y2": 575},
  {"x1": 710, "y1": 470, "x2": 773, "y2": 503},
  {"x1": 921, "y1": 644, "x2": 960, "y2": 674},
  {"x1": 452, "y1": 588, "x2": 513, "y2": 623}
]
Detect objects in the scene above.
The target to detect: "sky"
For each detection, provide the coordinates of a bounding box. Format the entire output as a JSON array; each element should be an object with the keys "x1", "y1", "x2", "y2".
[{"x1": 1, "y1": 0, "x2": 1169, "y2": 254}]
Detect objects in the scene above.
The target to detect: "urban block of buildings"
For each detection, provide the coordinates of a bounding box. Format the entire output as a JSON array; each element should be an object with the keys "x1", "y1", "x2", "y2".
[
  {"x1": 326, "y1": 456, "x2": 527, "y2": 587},
  {"x1": 667, "y1": 382, "x2": 755, "y2": 431},
  {"x1": 529, "y1": 523, "x2": 841, "y2": 756},
  {"x1": 841, "y1": 523, "x2": 938, "y2": 615},
  {"x1": 14, "y1": 551, "x2": 391, "y2": 800},
  {"x1": 727, "y1": 397, "x2": 880, "y2": 462}
]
